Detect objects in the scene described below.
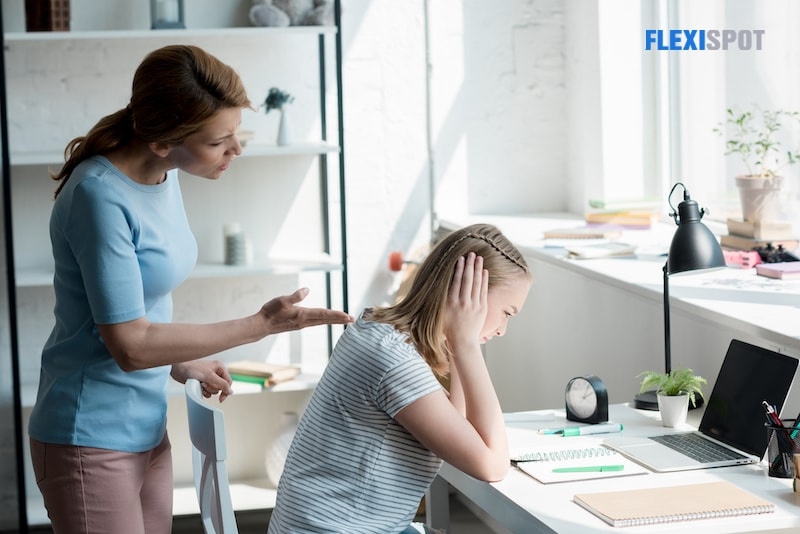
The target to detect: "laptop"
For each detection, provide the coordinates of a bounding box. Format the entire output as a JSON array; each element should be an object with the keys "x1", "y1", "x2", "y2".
[{"x1": 604, "y1": 339, "x2": 798, "y2": 472}]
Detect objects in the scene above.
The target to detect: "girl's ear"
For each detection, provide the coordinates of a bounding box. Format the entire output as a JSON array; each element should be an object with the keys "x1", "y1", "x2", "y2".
[{"x1": 149, "y1": 141, "x2": 172, "y2": 158}]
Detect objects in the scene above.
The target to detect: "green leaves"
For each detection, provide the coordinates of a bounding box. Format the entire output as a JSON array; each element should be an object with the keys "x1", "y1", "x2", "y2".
[
  {"x1": 263, "y1": 87, "x2": 294, "y2": 113},
  {"x1": 713, "y1": 106, "x2": 800, "y2": 178},
  {"x1": 638, "y1": 366, "x2": 707, "y2": 408}
]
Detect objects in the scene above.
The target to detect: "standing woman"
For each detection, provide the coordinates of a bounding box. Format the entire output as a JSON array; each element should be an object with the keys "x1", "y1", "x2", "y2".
[
  {"x1": 27, "y1": 44, "x2": 352, "y2": 534},
  {"x1": 268, "y1": 223, "x2": 532, "y2": 533}
]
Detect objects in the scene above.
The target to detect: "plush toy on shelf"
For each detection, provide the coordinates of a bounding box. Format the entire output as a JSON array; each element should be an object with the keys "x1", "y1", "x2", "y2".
[{"x1": 249, "y1": 0, "x2": 333, "y2": 27}]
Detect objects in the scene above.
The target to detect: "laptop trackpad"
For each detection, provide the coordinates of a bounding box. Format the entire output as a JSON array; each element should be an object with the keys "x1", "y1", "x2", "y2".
[{"x1": 604, "y1": 437, "x2": 701, "y2": 472}]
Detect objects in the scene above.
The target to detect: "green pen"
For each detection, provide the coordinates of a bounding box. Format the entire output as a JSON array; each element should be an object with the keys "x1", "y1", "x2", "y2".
[{"x1": 551, "y1": 465, "x2": 625, "y2": 473}]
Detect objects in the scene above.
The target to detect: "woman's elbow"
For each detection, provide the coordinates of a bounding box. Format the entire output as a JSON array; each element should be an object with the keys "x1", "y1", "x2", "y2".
[
  {"x1": 98, "y1": 321, "x2": 151, "y2": 372},
  {"x1": 110, "y1": 349, "x2": 148, "y2": 372}
]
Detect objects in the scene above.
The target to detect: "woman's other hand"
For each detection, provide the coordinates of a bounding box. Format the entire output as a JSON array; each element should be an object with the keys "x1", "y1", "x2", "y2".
[{"x1": 171, "y1": 360, "x2": 233, "y2": 401}]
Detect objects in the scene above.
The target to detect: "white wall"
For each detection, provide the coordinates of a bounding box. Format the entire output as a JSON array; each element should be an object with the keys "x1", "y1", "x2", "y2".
[{"x1": 343, "y1": 1, "x2": 569, "y2": 312}]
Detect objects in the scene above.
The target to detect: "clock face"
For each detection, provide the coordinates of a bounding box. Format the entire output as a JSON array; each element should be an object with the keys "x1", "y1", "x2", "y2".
[
  {"x1": 566, "y1": 378, "x2": 598, "y2": 419},
  {"x1": 565, "y1": 375, "x2": 609, "y2": 423}
]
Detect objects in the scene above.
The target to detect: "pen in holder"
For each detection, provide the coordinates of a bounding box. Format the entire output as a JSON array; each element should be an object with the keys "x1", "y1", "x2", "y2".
[{"x1": 765, "y1": 418, "x2": 800, "y2": 478}]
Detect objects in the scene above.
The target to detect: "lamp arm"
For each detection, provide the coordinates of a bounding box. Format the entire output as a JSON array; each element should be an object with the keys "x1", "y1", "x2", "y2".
[{"x1": 663, "y1": 262, "x2": 671, "y2": 375}]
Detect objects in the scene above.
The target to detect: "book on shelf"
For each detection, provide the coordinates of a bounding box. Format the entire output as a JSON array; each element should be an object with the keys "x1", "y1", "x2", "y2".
[
  {"x1": 573, "y1": 481, "x2": 774, "y2": 527},
  {"x1": 584, "y1": 210, "x2": 657, "y2": 229},
  {"x1": 227, "y1": 360, "x2": 300, "y2": 386},
  {"x1": 726, "y1": 218, "x2": 795, "y2": 240},
  {"x1": 720, "y1": 233, "x2": 799, "y2": 252},
  {"x1": 543, "y1": 226, "x2": 622, "y2": 240},
  {"x1": 755, "y1": 261, "x2": 800, "y2": 280},
  {"x1": 512, "y1": 446, "x2": 649, "y2": 484}
]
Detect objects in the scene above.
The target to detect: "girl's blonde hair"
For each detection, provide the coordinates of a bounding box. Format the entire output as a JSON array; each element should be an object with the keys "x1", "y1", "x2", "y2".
[
  {"x1": 370, "y1": 223, "x2": 530, "y2": 376},
  {"x1": 52, "y1": 44, "x2": 253, "y2": 198}
]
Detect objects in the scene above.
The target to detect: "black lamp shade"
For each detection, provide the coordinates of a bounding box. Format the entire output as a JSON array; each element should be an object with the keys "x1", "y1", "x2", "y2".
[{"x1": 666, "y1": 197, "x2": 726, "y2": 275}]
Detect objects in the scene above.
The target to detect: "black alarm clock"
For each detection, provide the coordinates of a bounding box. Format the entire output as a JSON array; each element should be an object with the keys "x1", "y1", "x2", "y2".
[{"x1": 565, "y1": 375, "x2": 609, "y2": 424}]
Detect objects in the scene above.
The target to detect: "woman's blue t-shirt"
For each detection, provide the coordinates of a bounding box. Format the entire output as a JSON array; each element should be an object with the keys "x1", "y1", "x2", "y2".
[{"x1": 28, "y1": 155, "x2": 197, "y2": 452}]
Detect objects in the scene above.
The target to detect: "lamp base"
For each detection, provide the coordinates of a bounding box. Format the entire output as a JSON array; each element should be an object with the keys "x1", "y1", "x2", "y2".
[{"x1": 633, "y1": 390, "x2": 704, "y2": 411}]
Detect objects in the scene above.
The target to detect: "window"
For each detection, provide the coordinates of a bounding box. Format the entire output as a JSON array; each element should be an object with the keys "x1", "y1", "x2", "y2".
[{"x1": 658, "y1": 0, "x2": 800, "y2": 222}]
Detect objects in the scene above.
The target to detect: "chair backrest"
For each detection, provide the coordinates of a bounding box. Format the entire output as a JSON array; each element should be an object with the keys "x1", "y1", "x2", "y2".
[{"x1": 185, "y1": 378, "x2": 239, "y2": 534}]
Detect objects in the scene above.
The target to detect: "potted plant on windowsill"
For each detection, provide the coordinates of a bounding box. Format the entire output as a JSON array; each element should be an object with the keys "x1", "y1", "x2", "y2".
[
  {"x1": 714, "y1": 106, "x2": 800, "y2": 223},
  {"x1": 638, "y1": 366, "x2": 707, "y2": 427}
]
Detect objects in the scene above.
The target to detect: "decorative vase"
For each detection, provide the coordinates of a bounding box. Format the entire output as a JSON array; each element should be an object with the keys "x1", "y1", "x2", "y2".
[
  {"x1": 657, "y1": 393, "x2": 689, "y2": 428},
  {"x1": 277, "y1": 107, "x2": 290, "y2": 146},
  {"x1": 735, "y1": 175, "x2": 785, "y2": 222},
  {"x1": 265, "y1": 411, "x2": 299, "y2": 487}
]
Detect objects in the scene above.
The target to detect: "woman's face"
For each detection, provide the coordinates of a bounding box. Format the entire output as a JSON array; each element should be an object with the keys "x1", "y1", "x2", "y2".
[
  {"x1": 167, "y1": 107, "x2": 243, "y2": 180},
  {"x1": 479, "y1": 274, "x2": 531, "y2": 344}
]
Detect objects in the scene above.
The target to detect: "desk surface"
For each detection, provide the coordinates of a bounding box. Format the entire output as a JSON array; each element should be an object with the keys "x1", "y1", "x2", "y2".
[{"x1": 429, "y1": 404, "x2": 800, "y2": 534}]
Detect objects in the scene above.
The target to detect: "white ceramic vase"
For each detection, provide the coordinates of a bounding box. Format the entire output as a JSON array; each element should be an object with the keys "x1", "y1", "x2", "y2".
[
  {"x1": 735, "y1": 175, "x2": 785, "y2": 222},
  {"x1": 265, "y1": 411, "x2": 299, "y2": 487},
  {"x1": 277, "y1": 107, "x2": 290, "y2": 146},
  {"x1": 657, "y1": 393, "x2": 689, "y2": 428}
]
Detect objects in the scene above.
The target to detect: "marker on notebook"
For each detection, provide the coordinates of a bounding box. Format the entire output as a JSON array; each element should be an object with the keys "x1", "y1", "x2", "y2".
[
  {"x1": 539, "y1": 423, "x2": 623, "y2": 437},
  {"x1": 552, "y1": 465, "x2": 624, "y2": 473}
]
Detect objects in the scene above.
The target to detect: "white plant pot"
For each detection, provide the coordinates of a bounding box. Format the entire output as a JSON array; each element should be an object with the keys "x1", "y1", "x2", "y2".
[
  {"x1": 657, "y1": 393, "x2": 689, "y2": 428},
  {"x1": 735, "y1": 175, "x2": 785, "y2": 222}
]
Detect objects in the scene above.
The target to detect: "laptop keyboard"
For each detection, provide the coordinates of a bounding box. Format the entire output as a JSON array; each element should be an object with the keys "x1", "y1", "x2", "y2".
[{"x1": 650, "y1": 433, "x2": 748, "y2": 463}]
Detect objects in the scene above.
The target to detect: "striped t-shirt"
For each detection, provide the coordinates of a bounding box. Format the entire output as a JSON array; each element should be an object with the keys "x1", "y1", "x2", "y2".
[{"x1": 268, "y1": 313, "x2": 444, "y2": 533}]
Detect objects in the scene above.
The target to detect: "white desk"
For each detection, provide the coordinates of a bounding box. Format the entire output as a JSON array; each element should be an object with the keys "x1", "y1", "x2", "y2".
[{"x1": 426, "y1": 404, "x2": 800, "y2": 533}]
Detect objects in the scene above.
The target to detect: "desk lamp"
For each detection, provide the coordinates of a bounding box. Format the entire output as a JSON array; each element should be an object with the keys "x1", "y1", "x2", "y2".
[{"x1": 633, "y1": 182, "x2": 726, "y2": 410}]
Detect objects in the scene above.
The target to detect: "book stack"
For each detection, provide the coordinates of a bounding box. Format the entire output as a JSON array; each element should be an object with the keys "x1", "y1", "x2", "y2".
[
  {"x1": 721, "y1": 218, "x2": 798, "y2": 251},
  {"x1": 227, "y1": 360, "x2": 300, "y2": 387},
  {"x1": 585, "y1": 198, "x2": 663, "y2": 230},
  {"x1": 583, "y1": 210, "x2": 657, "y2": 230},
  {"x1": 755, "y1": 262, "x2": 800, "y2": 280}
]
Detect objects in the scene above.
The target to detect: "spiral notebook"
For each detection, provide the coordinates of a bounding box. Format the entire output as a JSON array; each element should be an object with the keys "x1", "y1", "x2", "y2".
[
  {"x1": 511, "y1": 446, "x2": 650, "y2": 484},
  {"x1": 573, "y1": 481, "x2": 774, "y2": 527}
]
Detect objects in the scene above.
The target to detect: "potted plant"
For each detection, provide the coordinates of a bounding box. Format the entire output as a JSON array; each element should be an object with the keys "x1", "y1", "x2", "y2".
[
  {"x1": 714, "y1": 106, "x2": 800, "y2": 222},
  {"x1": 638, "y1": 366, "x2": 707, "y2": 427},
  {"x1": 263, "y1": 87, "x2": 295, "y2": 146}
]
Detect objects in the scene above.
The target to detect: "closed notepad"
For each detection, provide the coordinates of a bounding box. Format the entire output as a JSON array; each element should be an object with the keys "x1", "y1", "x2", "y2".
[{"x1": 573, "y1": 481, "x2": 773, "y2": 527}]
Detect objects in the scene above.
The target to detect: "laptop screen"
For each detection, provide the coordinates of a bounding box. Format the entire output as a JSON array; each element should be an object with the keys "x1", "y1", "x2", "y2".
[{"x1": 699, "y1": 339, "x2": 798, "y2": 457}]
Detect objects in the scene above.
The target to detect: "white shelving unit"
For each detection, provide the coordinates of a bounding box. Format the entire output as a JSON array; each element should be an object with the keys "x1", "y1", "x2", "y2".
[{"x1": 5, "y1": 5, "x2": 347, "y2": 529}]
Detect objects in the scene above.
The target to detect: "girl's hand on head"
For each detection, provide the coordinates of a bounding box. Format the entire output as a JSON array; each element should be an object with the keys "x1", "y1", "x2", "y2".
[{"x1": 445, "y1": 252, "x2": 488, "y2": 351}]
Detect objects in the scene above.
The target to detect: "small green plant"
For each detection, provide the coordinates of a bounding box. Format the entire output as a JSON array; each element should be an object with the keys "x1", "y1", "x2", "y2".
[
  {"x1": 713, "y1": 106, "x2": 800, "y2": 179},
  {"x1": 638, "y1": 366, "x2": 707, "y2": 408},
  {"x1": 263, "y1": 87, "x2": 294, "y2": 113}
]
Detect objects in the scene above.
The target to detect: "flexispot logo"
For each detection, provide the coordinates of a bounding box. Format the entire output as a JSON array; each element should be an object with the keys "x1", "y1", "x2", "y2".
[{"x1": 644, "y1": 29, "x2": 765, "y2": 50}]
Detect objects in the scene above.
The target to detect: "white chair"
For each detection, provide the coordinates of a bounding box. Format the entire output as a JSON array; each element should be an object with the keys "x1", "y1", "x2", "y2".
[{"x1": 185, "y1": 378, "x2": 239, "y2": 534}]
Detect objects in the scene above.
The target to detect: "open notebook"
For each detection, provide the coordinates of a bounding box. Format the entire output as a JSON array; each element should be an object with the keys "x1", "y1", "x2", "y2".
[
  {"x1": 512, "y1": 446, "x2": 649, "y2": 483},
  {"x1": 605, "y1": 339, "x2": 798, "y2": 472}
]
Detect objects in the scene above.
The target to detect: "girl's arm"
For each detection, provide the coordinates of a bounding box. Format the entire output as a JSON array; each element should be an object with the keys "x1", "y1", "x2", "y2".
[{"x1": 395, "y1": 254, "x2": 509, "y2": 481}]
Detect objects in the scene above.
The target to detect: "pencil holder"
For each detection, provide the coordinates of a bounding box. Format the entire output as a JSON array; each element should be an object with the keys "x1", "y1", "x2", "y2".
[{"x1": 766, "y1": 419, "x2": 800, "y2": 478}]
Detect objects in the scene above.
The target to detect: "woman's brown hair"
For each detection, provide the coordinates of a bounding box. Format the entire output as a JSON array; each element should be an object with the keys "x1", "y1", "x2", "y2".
[
  {"x1": 52, "y1": 44, "x2": 253, "y2": 198},
  {"x1": 370, "y1": 223, "x2": 530, "y2": 376}
]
